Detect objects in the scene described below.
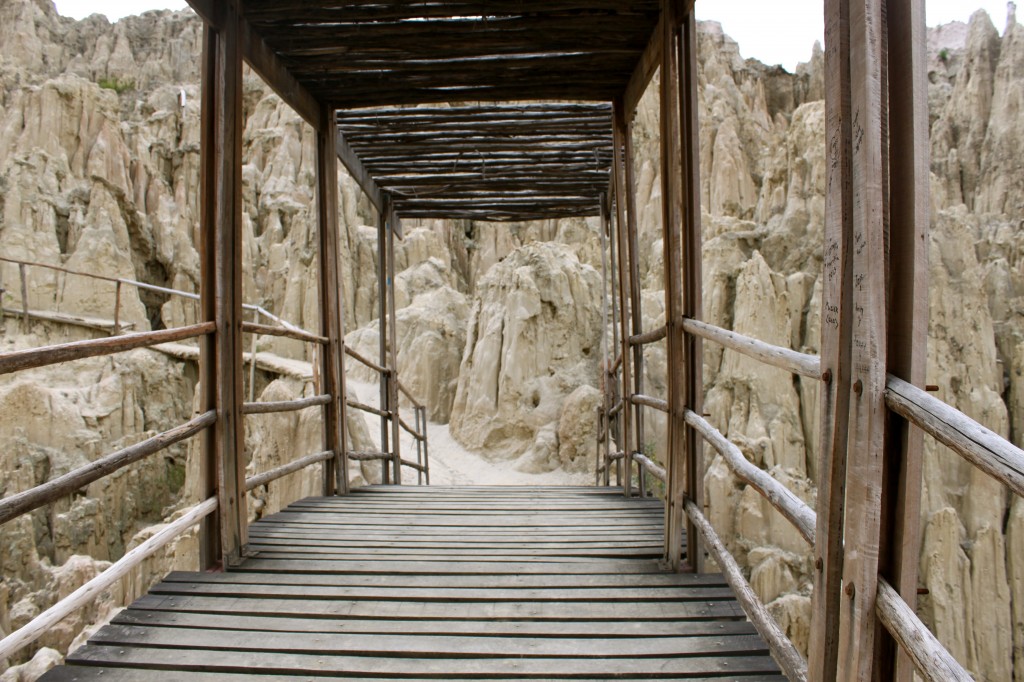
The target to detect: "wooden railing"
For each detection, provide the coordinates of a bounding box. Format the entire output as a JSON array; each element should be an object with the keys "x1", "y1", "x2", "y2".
[
  {"x1": 620, "y1": 316, "x2": 1001, "y2": 682},
  {"x1": 344, "y1": 345, "x2": 430, "y2": 485},
  {"x1": 0, "y1": 256, "x2": 379, "y2": 662}
]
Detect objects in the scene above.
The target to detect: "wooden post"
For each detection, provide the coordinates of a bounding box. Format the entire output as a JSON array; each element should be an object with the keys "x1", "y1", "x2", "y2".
[
  {"x1": 375, "y1": 205, "x2": 391, "y2": 484},
  {"x1": 19, "y1": 263, "x2": 29, "y2": 329},
  {"x1": 623, "y1": 115, "x2": 647, "y2": 493},
  {"x1": 878, "y1": 0, "x2": 929, "y2": 679},
  {"x1": 834, "y1": 0, "x2": 888, "y2": 677},
  {"x1": 660, "y1": 0, "x2": 689, "y2": 572},
  {"x1": 316, "y1": 101, "x2": 348, "y2": 496},
  {"x1": 198, "y1": 6, "x2": 247, "y2": 569},
  {"x1": 385, "y1": 205, "x2": 403, "y2": 485},
  {"x1": 808, "y1": 0, "x2": 855, "y2": 676},
  {"x1": 113, "y1": 280, "x2": 122, "y2": 335},
  {"x1": 248, "y1": 309, "x2": 258, "y2": 403},
  {"x1": 678, "y1": 8, "x2": 704, "y2": 573},
  {"x1": 612, "y1": 101, "x2": 635, "y2": 498},
  {"x1": 598, "y1": 194, "x2": 614, "y2": 485}
]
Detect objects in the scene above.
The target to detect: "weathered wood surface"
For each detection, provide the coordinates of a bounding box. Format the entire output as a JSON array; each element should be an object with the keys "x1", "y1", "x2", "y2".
[
  {"x1": 0, "y1": 411, "x2": 216, "y2": 526},
  {"x1": 47, "y1": 487, "x2": 782, "y2": 680},
  {"x1": 684, "y1": 411, "x2": 815, "y2": 544},
  {"x1": 684, "y1": 499, "x2": 807, "y2": 682},
  {"x1": 875, "y1": 578, "x2": 972, "y2": 682},
  {"x1": 886, "y1": 375, "x2": 1024, "y2": 497},
  {"x1": 241, "y1": 320, "x2": 327, "y2": 345},
  {"x1": 241, "y1": 393, "x2": 331, "y2": 415},
  {"x1": 244, "y1": 450, "x2": 333, "y2": 492},
  {"x1": 0, "y1": 497, "x2": 218, "y2": 663},
  {"x1": 682, "y1": 318, "x2": 821, "y2": 379},
  {"x1": 0, "y1": 322, "x2": 214, "y2": 375}
]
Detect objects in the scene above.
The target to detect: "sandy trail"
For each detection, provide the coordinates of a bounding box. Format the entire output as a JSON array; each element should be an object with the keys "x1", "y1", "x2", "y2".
[{"x1": 347, "y1": 380, "x2": 594, "y2": 486}]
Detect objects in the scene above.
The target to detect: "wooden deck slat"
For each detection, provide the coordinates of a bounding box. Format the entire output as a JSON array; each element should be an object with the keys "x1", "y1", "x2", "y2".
[
  {"x1": 65, "y1": 644, "x2": 783, "y2": 677},
  {"x1": 44, "y1": 487, "x2": 783, "y2": 680}
]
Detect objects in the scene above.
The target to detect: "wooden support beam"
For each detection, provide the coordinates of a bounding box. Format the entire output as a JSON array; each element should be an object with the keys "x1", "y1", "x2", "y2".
[
  {"x1": 835, "y1": 0, "x2": 888, "y2": 677},
  {"x1": 386, "y1": 204, "x2": 403, "y2": 485},
  {"x1": 375, "y1": 204, "x2": 391, "y2": 484},
  {"x1": 198, "y1": 10, "x2": 247, "y2": 569},
  {"x1": 808, "y1": 0, "x2": 855, "y2": 675},
  {"x1": 336, "y1": 129, "x2": 385, "y2": 213},
  {"x1": 623, "y1": 14, "x2": 663, "y2": 119},
  {"x1": 612, "y1": 101, "x2": 634, "y2": 498},
  {"x1": 659, "y1": 0, "x2": 688, "y2": 572},
  {"x1": 624, "y1": 112, "x2": 647, "y2": 479},
  {"x1": 316, "y1": 102, "x2": 347, "y2": 496},
  {"x1": 186, "y1": 0, "x2": 323, "y2": 131},
  {"x1": 678, "y1": 5, "x2": 705, "y2": 577},
  {"x1": 879, "y1": 0, "x2": 930, "y2": 679}
]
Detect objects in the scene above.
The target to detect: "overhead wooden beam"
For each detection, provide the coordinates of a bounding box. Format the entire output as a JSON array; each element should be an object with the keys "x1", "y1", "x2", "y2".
[
  {"x1": 335, "y1": 129, "x2": 385, "y2": 213},
  {"x1": 186, "y1": 0, "x2": 323, "y2": 131},
  {"x1": 623, "y1": 13, "x2": 663, "y2": 119}
]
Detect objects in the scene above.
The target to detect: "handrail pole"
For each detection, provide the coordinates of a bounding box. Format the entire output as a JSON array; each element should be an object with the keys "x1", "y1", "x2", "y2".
[
  {"x1": 19, "y1": 262, "x2": 29, "y2": 329},
  {"x1": 385, "y1": 203, "x2": 403, "y2": 485},
  {"x1": 612, "y1": 100, "x2": 634, "y2": 497},
  {"x1": 248, "y1": 308, "x2": 259, "y2": 403},
  {"x1": 376, "y1": 203, "x2": 391, "y2": 484},
  {"x1": 113, "y1": 280, "x2": 122, "y2": 335}
]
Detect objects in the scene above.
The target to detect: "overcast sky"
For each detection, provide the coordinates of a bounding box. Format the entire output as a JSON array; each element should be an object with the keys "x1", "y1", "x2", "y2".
[{"x1": 54, "y1": 0, "x2": 1013, "y2": 71}]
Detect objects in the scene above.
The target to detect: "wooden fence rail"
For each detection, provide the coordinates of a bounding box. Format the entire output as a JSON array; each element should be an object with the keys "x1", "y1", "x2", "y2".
[
  {"x1": 630, "y1": 393, "x2": 669, "y2": 412},
  {"x1": 0, "y1": 322, "x2": 215, "y2": 375},
  {"x1": 885, "y1": 375, "x2": 1024, "y2": 497},
  {"x1": 242, "y1": 321, "x2": 328, "y2": 345},
  {"x1": 0, "y1": 496, "x2": 218, "y2": 662},
  {"x1": 684, "y1": 498, "x2": 808, "y2": 682},
  {"x1": 242, "y1": 394, "x2": 332, "y2": 415},
  {"x1": 245, "y1": 450, "x2": 334, "y2": 491},
  {"x1": 628, "y1": 324, "x2": 668, "y2": 346},
  {"x1": 682, "y1": 318, "x2": 822, "y2": 380},
  {"x1": 0, "y1": 410, "x2": 217, "y2": 526},
  {"x1": 684, "y1": 410, "x2": 816, "y2": 544}
]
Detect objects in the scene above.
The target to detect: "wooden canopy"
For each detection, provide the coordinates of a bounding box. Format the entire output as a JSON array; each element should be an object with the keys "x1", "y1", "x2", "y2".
[
  {"x1": 185, "y1": 0, "x2": 664, "y2": 222},
  {"x1": 244, "y1": 1, "x2": 660, "y2": 108},
  {"x1": 336, "y1": 103, "x2": 613, "y2": 221}
]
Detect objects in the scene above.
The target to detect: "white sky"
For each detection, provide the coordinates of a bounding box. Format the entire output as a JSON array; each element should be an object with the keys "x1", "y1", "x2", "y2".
[{"x1": 55, "y1": 0, "x2": 1013, "y2": 71}]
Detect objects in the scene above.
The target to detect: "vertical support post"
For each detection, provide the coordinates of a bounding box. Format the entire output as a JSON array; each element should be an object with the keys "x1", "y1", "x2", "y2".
[
  {"x1": 375, "y1": 205, "x2": 391, "y2": 484},
  {"x1": 878, "y1": 0, "x2": 929, "y2": 679},
  {"x1": 624, "y1": 118, "x2": 646, "y2": 491},
  {"x1": 660, "y1": 0, "x2": 689, "y2": 572},
  {"x1": 598, "y1": 194, "x2": 615, "y2": 486},
  {"x1": 612, "y1": 101, "x2": 635, "y2": 498},
  {"x1": 198, "y1": 7, "x2": 246, "y2": 569},
  {"x1": 834, "y1": 0, "x2": 888, "y2": 677},
  {"x1": 415, "y1": 406, "x2": 423, "y2": 485},
  {"x1": 248, "y1": 309, "x2": 258, "y2": 403},
  {"x1": 113, "y1": 280, "x2": 122, "y2": 335},
  {"x1": 385, "y1": 205, "x2": 403, "y2": 486},
  {"x1": 19, "y1": 263, "x2": 29, "y2": 329},
  {"x1": 809, "y1": 0, "x2": 855, "y2": 675},
  {"x1": 316, "y1": 101, "x2": 348, "y2": 496},
  {"x1": 678, "y1": 8, "x2": 704, "y2": 574}
]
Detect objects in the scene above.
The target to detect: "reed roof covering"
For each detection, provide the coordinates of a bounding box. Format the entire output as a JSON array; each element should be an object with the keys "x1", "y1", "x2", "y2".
[{"x1": 239, "y1": 0, "x2": 660, "y2": 220}]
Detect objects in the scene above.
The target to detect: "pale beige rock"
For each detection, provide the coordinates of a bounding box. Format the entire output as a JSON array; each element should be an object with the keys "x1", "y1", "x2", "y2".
[
  {"x1": 450, "y1": 243, "x2": 603, "y2": 459},
  {"x1": 556, "y1": 385, "x2": 604, "y2": 473}
]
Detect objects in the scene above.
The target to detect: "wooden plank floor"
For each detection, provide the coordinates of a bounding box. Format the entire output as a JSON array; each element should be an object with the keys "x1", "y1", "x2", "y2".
[{"x1": 43, "y1": 486, "x2": 785, "y2": 680}]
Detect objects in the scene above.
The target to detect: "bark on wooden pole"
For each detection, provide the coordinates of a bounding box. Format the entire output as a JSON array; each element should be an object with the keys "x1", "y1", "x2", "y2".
[
  {"x1": 624, "y1": 116, "x2": 647, "y2": 496},
  {"x1": 316, "y1": 101, "x2": 348, "y2": 496},
  {"x1": 198, "y1": 5, "x2": 247, "y2": 569}
]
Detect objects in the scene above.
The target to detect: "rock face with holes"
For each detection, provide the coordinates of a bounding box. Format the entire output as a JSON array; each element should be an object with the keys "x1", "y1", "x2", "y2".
[{"x1": 449, "y1": 243, "x2": 604, "y2": 470}]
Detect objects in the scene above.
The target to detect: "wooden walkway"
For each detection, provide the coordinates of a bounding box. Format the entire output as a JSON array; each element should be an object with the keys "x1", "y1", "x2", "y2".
[{"x1": 43, "y1": 486, "x2": 784, "y2": 680}]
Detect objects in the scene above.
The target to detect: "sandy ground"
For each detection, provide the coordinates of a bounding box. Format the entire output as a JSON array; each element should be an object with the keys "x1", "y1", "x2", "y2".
[{"x1": 347, "y1": 380, "x2": 594, "y2": 486}]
